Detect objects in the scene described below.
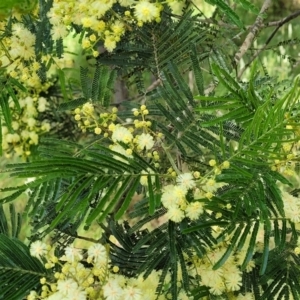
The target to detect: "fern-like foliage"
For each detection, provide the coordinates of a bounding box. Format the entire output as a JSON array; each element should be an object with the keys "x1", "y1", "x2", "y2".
[
  {"x1": 0, "y1": 234, "x2": 48, "y2": 300},
  {"x1": 102, "y1": 215, "x2": 216, "y2": 298},
  {"x1": 0, "y1": 138, "x2": 153, "y2": 240},
  {"x1": 0, "y1": 204, "x2": 21, "y2": 238},
  {"x1": 0, "y1": 70, "x2": 26, "y2": 141},
  {"x1": 259, "y1": 244, "x2": 300, "y2": 299},
  {"x1": 0, "y1": 2, "x2": 300, "y2": 298},
  {"x1": 98, "y1": 9, "x2": 213, "y2": 97},
  {"x1": 1, "y1": 58, "x2": 300, "y2": 297},
  {"x1": 58, "y1": 64, "x2": 116, "y2": 111}
]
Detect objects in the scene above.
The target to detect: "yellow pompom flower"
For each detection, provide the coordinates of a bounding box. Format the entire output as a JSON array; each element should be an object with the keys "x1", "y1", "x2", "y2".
[
  {"x1": 89, "y1": 34, "x2": 97, "y2": 42},
  {"x1": 82, "y1": 103, "x2": 94, "y2": 114},
  {"x1": 294, "y1": 247, "x2": 300, "y2": 255},
  {"x1": 74, "y1": 108, "x2": 81, "y2": 114},
  {"x1": 176, "y1": 173, "x2": 196, "y2": 190},
  {"x1": 166, "y1": 206, "x2": 185, "y2": 223},
  {"x1": 113, "y1": 266, "x2": 119, "y2": 273},
  {"x1": 222, "y1": 161, "x2": 230, "y2": 169},
  {"x1": 134, "y1": 1, "x2": 159, "y2": 23},
  {"x1": 112, "y1": 125, "x2": 133, "y2": 144},
  {"x1": 81, "y1": 17, "x2": 93, "y2": 28},
  {"x1": 193, "y1": 171, "x2": 201, "y2": 179},
  {"x1": 96, "y1": 20, "x2": 106, "y2": 32},
  {"x1": 82, "y1": 39, "x2": 91, "y2": 49},
  {"x1": 209, "y1": 159, "x2": 216, "y2": 166},
  {"x1": 94, "y1": 127, "x2": 102, "y2": 135},
  {"x1": 75, "y1": 114, "x2": 81, "y2": 121},
  {"x1": 185, "y1": 201, "x2": 203, "y2": 220},
  {"x1": 136, "y1": 133, "x2": 154, "y2": 150},
  {"x1": 111, "y1": 20, "x2": 125, "y2": 36},
  {"x1": 205, "y1": 192, "x2": 214, "y2": 199},
  {"x1": 92, "y1": 50, "x2": 99, "y2": 58},
  {"x1": 30, "y1": 240, "x2": 48, "y2": 258},
  {"x1": 126, "y1": 148, "x2": 133, "y2": 155},
  {"x1": 104, "y1": 36, "x2": 117, "y2": 52}
]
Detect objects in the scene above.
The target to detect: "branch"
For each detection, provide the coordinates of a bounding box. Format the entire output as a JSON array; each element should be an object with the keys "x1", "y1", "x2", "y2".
[
  {"x1": 266, "y1": 10, "x2": 300, "y2": 28},
  {"x1": 146, "y1": 78, "x2": 161, "y2": 92},
  {"x1": 197, "y1": 11, "x2": 300, "y2": 30},
  {"x1": 238, "y1": 9, "x2": 300, "y2": 78},
  {"x1": 234, "y1": 0, "x2": 272, "y2": 65}
]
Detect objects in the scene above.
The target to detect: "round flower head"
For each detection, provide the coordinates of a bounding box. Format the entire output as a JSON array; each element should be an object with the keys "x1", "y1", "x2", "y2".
[
  {"x1": 201, "y1": 267, "x2": 223, "y2": 288},
  {"x1": 176, "y1": 173, "x2": 196, "y2": 190},
  {"x1": 166, "y1": 206, "x2": 185, "y2": 223},
  {"x1": 38, "y1": 97, "x2": 48, "y2": 112},
  {"x1": 51, "y1": 25, "x2": 69, "y2": 40},
  {"x1": 208, "y1": 278, "x2": 226, "y2": 296},
  {"x1": 123, "y1": 285, "x2": 142, "y2": 300},
  {"x1": 104, "y1": 36, "x2": 117, "y2": 52},
  {"x1": 134, "y1": 1, "x2": 159, "y2": 23},
  {"x1": 225, "y1": 272, "x2": 242, "y2": 291},
  {"x1": 173, "y1": 185, "x2": 188, "y2": 201},
  {"x1": 103, "y1": 278, "x2": 124, "y2": 300},
  {"x1": 136, "y1": 133, "x2": 154, "y2": 150},
  {"x1": 30, "y1": 240, "x2": 48, "y2": 258},
  {"x1": 161, "y1": 185, "x2": 179, "y2": 208},
  {"x1": 111, "y1": 20, "x2": 125, "y2": 36},
  {"x1": 57, "y1": 278, "x2": 79, "y2": 296},
  {"x1": 282, "y1": 191, "x2": 300, "y2": 223},
  {"x1": 64, "y1": 245, "x2": 83, "y2": 262},
  {"x1": 82, "y1": 102, "x2": 94, "y2": 114},
  {"x1": 111, "y1": 125, "x2": 133, "y2": 144},
  {"x1": 185, "y1": 201, "x2": 203, "y2": 220},
  {"x1": 88, "y1": 243, "x2": 107, "y2": 263}
]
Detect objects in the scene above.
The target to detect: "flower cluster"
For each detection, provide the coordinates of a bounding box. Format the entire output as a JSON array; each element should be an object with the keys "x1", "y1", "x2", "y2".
[
  {"x1": 27, "y1": 240, "x2": 179, "y2": 300},
  {"x1": 160, "y1": 162, "x2": 229, "y2": 223},
  {"x1": 28, "y1": 240, "x2": 110, "y2": 300},
  {"x1": 73, "y1": 103, "x2": 163, "y2": 164},
  {"x1": 73, "y1": 102, "x2": 118, "y2": 135},
  {"x1": 269, "y1": 141, "x2": 300, "y2": 178},
  {"x1": 73, "y1": 102, "x2": 234, "y2": 225},
  {"x1": 0, "y1": 21, "x2": 52, "y2": 92},
  {"x1": 0, "y1": 0, "x2": 195, "y2": 159},
  {"x1": 161, "y1": 173, "x2": 199, "y2": 222},
  {"x1": 1, "y1": 96, "x2": 51, "y2": 158},
  {"x1": 187, "y1": 224, "x2": 277, "y2": 298},
  {"x1": 47, "y1": 0, "x2": 188, "y2": 55},
  {"x1": 281, "y1": 191, "x2": 300, "y2": 223},
  {"x1": 0, "y1": 16, "x2": 79, "y2": 158},
  {"x1": 9, "y1": 23, "x2": 36, "y2": 61}
]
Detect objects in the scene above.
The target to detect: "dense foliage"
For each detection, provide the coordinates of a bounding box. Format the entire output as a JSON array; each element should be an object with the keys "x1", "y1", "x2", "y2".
[{"x1": 1, "y1": 0, "x2": 300, "y2": 299}]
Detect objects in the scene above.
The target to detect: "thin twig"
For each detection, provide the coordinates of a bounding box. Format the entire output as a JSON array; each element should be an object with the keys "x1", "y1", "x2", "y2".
[
  {"x1": 197, "y1": 10, "x2": 300, "y2": 30},
  {"x1": 234, "y1": 0, "x2": 272, "y2": 65},
  {"x1": 75, "y1": 235, "x2": 99, "y2": 243},
  {"x1": 266, "y1": 10, "x2": 300, "y2": 27},
  {"x1": 238, "y1": 9, "x2": 300, "y2": 78},
  {"x1": 146, "y1": 78, "x2": 161, "y2": 92}
]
